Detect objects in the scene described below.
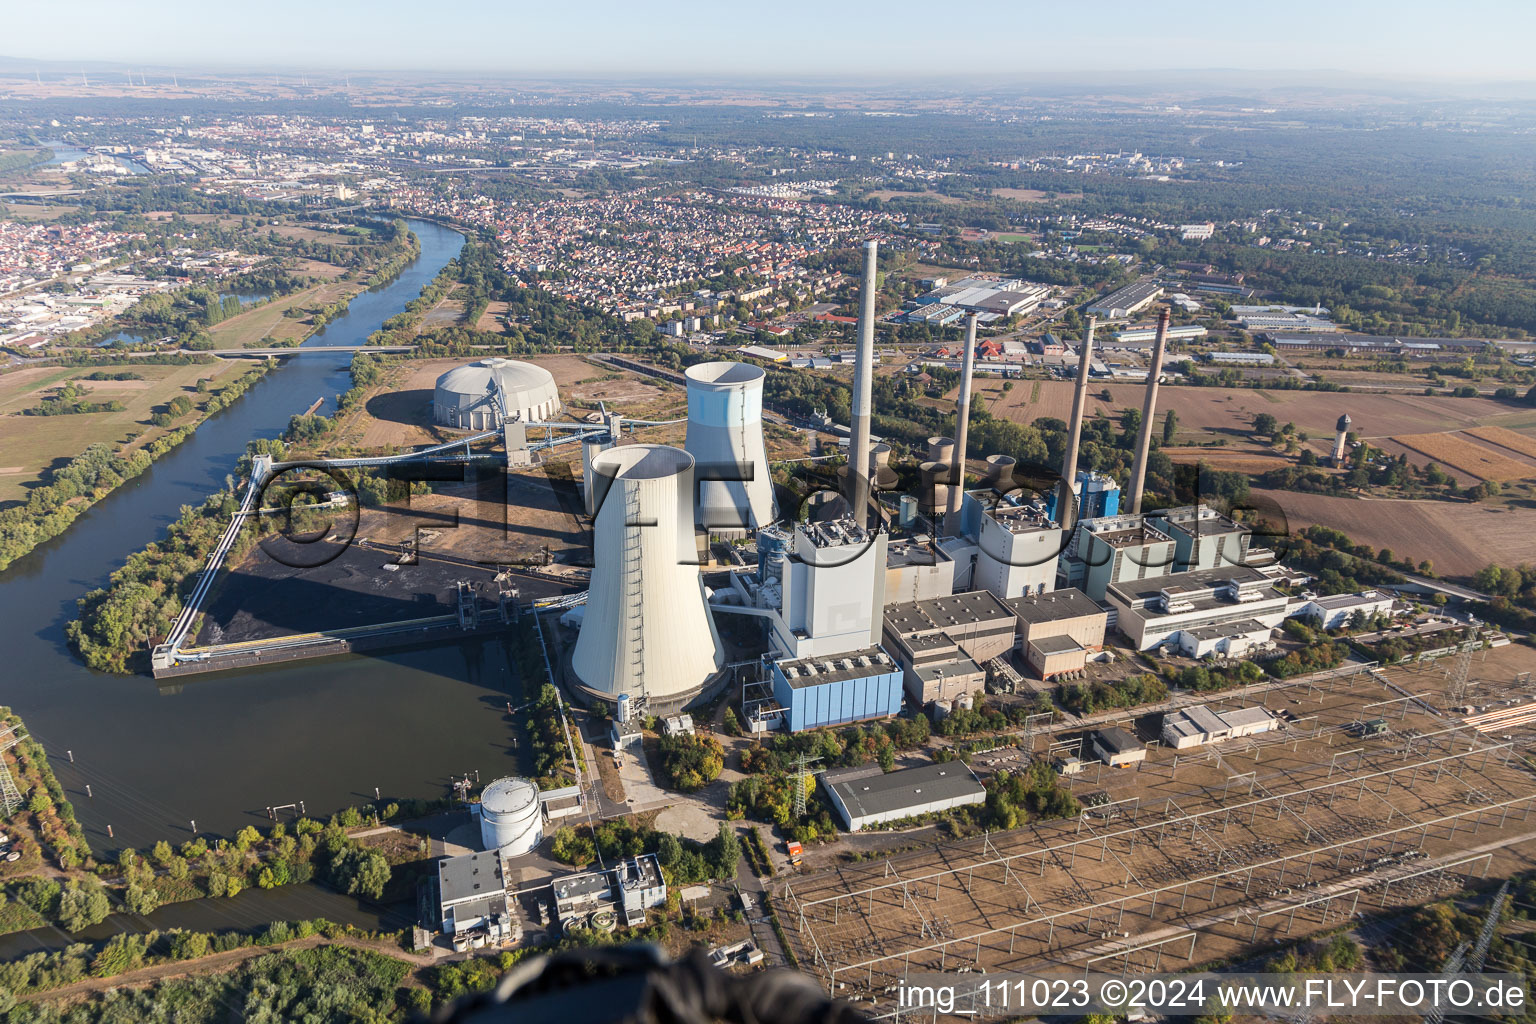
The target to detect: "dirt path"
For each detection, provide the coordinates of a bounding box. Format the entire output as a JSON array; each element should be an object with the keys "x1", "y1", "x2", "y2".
[{"x1": 21, "y1": 934, "x2": 433, "y2": 1006}]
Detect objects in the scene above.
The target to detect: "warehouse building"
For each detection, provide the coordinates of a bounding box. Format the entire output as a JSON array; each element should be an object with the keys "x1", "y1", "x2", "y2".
[
  {"x1": 883, "y1": 592, "x2": 1018, "y2": 704},
  {"x1": 915, "y1": 277, "x2": 1051, "y2": 319},
  {"x1": 1161, "y1": 705, "x2": 1277, "y2": 750},
  {"x1": 1086, "y1": 281, "x2": 1163, "y2": 320},
  {"x1": 1114, "y1": 325, "x2": 1208, "y2": 344},
  {"x1": 1089, "y1": 727, "x2": 1146, "y2": 767},
  {"x1": 1106, "y1": 565, "x2": 1291, "y2": 651},
  {"x1": 1299, "y1": 590, "x2": 1395, "y2": 630},
  {"x1": 769, "y1": 648, "x2": 904, "y2": 732},
  {"x1": 1174, "y1": 620, "x2": 1275, "y2": 658},
  {"x1": 821, "y1": 762, "x2": 985, "y2": 831}
]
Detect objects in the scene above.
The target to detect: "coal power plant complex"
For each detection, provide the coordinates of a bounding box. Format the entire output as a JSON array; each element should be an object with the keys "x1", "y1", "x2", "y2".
[{"x1": 535, "y1": 237, "x2": 1290, "y2": 742}]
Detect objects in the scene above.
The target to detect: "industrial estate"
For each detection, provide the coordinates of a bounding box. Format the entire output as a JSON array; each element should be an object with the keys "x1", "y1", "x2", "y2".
[{"x1": 1, "y1": 53, "x2": 1536, "y2": 1024}]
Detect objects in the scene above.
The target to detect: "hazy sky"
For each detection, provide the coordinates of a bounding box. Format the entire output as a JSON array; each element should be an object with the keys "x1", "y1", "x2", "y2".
[{"x1": 8, "y1": 0, "x2": 1536, "y2": 80}]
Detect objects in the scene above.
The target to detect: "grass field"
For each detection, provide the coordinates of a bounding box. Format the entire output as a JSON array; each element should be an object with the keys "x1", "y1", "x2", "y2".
[
  {"x1": 205, "y1": 281, "x2": 358, "y2": 348},
  {"x1": 990, "y1": 187, "x2": 1082, "y2": 202},
  {"x1": 0, "y1": 361, "x2": 242, "y2": 504},
  {"x1": 1392, "y1": 432, "x2": 1536, "y2": 482}
]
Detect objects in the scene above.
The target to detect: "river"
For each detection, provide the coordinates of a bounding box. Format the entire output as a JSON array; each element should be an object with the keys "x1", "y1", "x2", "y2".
[{"x1": 0, "y1": 219, "x2": 528, "y2": 865}]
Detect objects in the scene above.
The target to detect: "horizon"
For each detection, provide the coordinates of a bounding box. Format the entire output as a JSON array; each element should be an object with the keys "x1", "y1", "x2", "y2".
[{"x1": 5, "y1": 0, "x2": 1535, "y2": 84}]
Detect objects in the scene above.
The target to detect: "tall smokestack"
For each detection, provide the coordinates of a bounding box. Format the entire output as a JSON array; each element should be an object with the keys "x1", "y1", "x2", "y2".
[
  {"x1": 848, "y1": 239, "x2": 878, "y2": 530},
  {"x1": 1127, "y1": 306, "x2": 1170, "y2": 515},
  {"x1": 944, "y1": 313, "x2": 977, "y2": 537},
  {"x1": 1055, "y1": 315, "x2": 1097, "y2": 530}
]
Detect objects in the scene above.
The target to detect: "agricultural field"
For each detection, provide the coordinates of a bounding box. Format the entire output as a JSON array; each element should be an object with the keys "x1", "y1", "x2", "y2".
[
  {"x1": 990, "y1": 187, "x2": 1082, "y2": 202},
  {"x1": 0, "y1": 360, "x2": 242, "y2": 504},
  {"x1": 1253, "y1": 487, "x2": 1536, "y2": 579},
  {"x1": 204, "y1": 280, "x2": 358, "y2": 348},
  {"x1": 1391, "y1": 432, "x2": 1536, "y2": 483},
  {"x1": 1464, "y1": 425, "x2": 1536, "y2": 460}
]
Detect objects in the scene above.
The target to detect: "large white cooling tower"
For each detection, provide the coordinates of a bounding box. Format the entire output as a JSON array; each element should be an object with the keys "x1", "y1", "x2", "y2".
[
  {"x1": 684, "y1": 361, "x2": 775, "y2": 532},
  {"x1": 572, "y1": 444, "x2": 724, "y2": 706}
]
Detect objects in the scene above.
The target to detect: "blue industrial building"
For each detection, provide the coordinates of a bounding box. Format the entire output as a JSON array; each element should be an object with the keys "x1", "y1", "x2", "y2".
[
  {"x1": 770, "y1": 648, "x2": 904, "y2": 732},
  {"x1": 1046, "y1": 470, "x2": 1120, "y2": 523}
]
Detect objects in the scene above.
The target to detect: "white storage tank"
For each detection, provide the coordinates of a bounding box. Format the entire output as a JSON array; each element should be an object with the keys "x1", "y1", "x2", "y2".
[{"x1": 478, "y1": 776, "x2": 543, "y2": 857}]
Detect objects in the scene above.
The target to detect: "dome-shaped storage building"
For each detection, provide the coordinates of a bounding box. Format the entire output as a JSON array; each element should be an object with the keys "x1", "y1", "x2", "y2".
[
  {"x1": 478, "y1": 776, "x2": 543, "y2": 857},
  {"x1": 434, "y1": 358, "x2": 560, "y2": 430}
]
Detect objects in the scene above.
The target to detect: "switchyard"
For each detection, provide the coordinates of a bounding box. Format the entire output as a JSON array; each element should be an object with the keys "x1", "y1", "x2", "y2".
[{"x1": 773, "y1": 664, "x2": 1536, "y2": 1005}]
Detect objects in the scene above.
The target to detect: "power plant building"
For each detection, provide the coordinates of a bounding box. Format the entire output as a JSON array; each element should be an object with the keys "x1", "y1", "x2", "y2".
[
  {"x1": 883, "y1": 591, "x2": 1018, "y2": 704},
  {"x1": 770, "y1": 649, "x2": 903, "y2": 732},
  {"x1": 1004, "y1": 587, "x2": 1107, "y2": 680},
  {"x1": 436, "y1": 850, "x2": 516, "y2": 946},
  {"x1": 1045, "y1": 470, "x2": 1121, "y2": 524},
  {"x1": 753, "y1": 518, "x2": 887, "y2": 661},
  {"x1": 434, "y1": 358, "x2": 561, "y2": 430},
  {"x1": 1060, "y1": 513, "x2": 1178, "y2": 602},
  {"x1": 476, "y1": 776, "x2": 543, "y2": 857},
  {"x1": 1162, "y1": 705, "x2": 1277, "y2": 750},
  {"x1": 1157, "y1": 505, "x2": 1254, "y2": 572},
  {"x1": 572, "y1": 445, "x2": 724, "y2": 711},
  {"x1": 684, "y1": 361, "x2": 775, "y2": 534},
  {"x1": 1106, "y1": 565, "x2": 1292, "y2": 652},
  {"x1": 971, "y1": 495, "x2": 1063, "y2": 599}
]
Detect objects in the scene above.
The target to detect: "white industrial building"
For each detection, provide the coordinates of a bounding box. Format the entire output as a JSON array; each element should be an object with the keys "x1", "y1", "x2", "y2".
[
  {"x1": 1106, "y1": 565, "x2": 1292, "y2": 651},
  {"x1": 1087, "y1": 281, "x2": 1164, "y2": 320},
  {"x1": 1114, "y1": 325, "x2": 1208, "y2": 344},
  {"x1": 550, "y1": 853, "x2": 668, "y2": 930},
  {"x1": 820, "y1": 762, "x2": 984, "y2": 831},
  {"x1": 476, "y1": 776, "x2": 543, "y2": 857},
  {"x1": 1300, "y1": 590, "x2": 1395, "y2": 630},
  {"x1": 437, "y1": 850, "x2": 518, "y2": 948},
  {"x1": 433, "y1": 358, "x2": 561, "y2": 430},
  {"x1": 684, "y1": 361, "x2": 776, "y2": 534},
  {"x1": 1089, "y1": 727, "x2": 1146, "y2": 767},
  {"x1": 572, "y1": 444, "x2": 724, "y2": 710},
  {"x1": 1162, "y1": 705, "x2": 1277, "y2": 749},
  {"x1": 969, "y1": 493, "x2": 1064, "y2": 600}
]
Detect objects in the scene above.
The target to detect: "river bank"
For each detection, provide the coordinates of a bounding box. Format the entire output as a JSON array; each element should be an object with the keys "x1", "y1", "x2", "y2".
[{"x1": 0, "y1": 218, "x2": 537, "y2": 857}]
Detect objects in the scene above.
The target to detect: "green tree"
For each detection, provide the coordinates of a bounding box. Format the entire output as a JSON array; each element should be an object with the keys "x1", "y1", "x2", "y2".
[{"x1": 1162, "y1": 409, "x2": 1178, "y2": 445}]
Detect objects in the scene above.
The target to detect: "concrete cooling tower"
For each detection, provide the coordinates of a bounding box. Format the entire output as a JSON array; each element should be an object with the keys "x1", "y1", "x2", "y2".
[
  {"x1": 684, "y1": 361, "x2": 776, "y2": 533},
  {"x1": 572, "y1": 444, "x2": 724, "y2": 710},
  {"x1": 478, "y1": 776, "x2": 542, "y2": 857}
]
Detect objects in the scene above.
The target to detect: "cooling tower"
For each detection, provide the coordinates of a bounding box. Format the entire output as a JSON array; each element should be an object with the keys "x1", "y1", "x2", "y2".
[
  {"x1": 928, "y1": 436, "x2": 955, "y2": 463},
  {"x1": 572, "y1": 445, "x2": 724, "y2": 708},
  {"x1": 919, "y1": 461, "x2": 953, "y2": 516},
  {"x1": 684, "y1": 361, "x2": 775, "y2": 533}
]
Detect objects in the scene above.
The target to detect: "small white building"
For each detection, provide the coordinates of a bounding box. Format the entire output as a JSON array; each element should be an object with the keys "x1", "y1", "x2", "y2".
[
  {"x1": 1162, "y1": 705, "x2": 1277, "y2": 750},
  {"x1": 1174, "y1": 619, "x2": 1274, "y2": 659},
  {"x1": 1299, "y1": 590, "x2": 1395, "y2": 630},
  {"x1": 1089, "y1": 727, "x2": 1146, "y2": 767},
  {"x1": 661, "y1": 714, "x2": 696, "y2": 737}
]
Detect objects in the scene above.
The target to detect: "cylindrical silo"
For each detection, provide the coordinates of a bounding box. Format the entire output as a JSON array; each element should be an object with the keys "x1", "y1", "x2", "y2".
[
  {"x1": 581, "y1": 434, "x2": 615, "y2": 517},
  {"x1": 685, "y1": 361, "x2": 775, "y2": 534},
  {"x1": 479, "y1": 776, "x2": 543, "y2": 857},
  {"x1": 572, "y1": 445, "x2": 724, "y2": 709}
]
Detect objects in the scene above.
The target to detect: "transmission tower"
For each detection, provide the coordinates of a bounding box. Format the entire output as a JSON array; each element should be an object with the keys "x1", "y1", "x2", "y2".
[
  {"x1": 1422, "y1": 942, "x2": 1469, "y2": 1024},
  {"x1": 792, "y1": 755, "x2": 820, "y2": 819},
  {"x1": 1446, "y1": 639, "x2": 1479, "y2": 705},
  {"x1": 0, "y1": 724, "x2": 24, "y2": 818},
  {"x1": 1467, "y1": 882, "x2": 1511, "y2": 974}
]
